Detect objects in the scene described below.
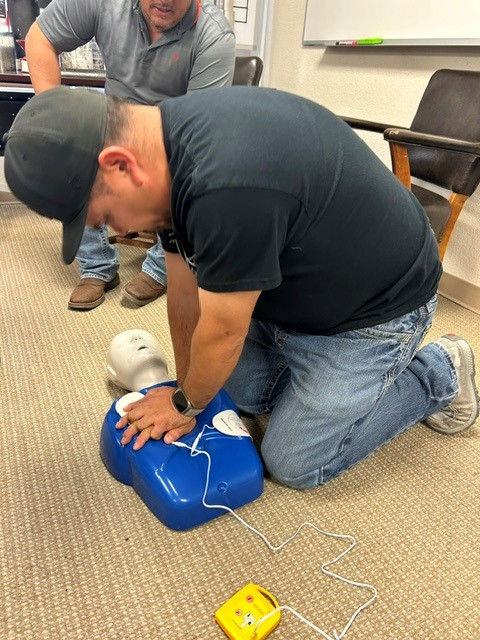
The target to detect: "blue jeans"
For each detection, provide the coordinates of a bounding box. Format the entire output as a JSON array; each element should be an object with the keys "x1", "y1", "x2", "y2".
[
  {"x1": 225, "y1": 296, "x2": 457, "y2": 489},
  {"x1": 76, "y1": 225, "x2": 167, "y2": 285}
]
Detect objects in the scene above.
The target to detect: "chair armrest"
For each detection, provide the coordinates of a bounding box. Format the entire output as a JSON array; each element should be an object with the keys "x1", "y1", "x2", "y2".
[
  {"x1": 384, "y1": 128, "x2": 480, "y2": 156},
  {"x1": 340, "y1": 116, "x2": 399, "y2": 134}
]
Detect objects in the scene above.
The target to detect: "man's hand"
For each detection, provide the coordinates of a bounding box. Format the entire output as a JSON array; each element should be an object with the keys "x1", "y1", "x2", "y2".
[{"x1": 115, "y1": 385, "x2": 196, "y2": 450}]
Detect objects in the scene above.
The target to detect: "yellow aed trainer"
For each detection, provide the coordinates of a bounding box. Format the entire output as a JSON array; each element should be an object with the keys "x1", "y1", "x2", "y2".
[{"x1": 215, "y1": 583, "x2": 281, "y2": 640}]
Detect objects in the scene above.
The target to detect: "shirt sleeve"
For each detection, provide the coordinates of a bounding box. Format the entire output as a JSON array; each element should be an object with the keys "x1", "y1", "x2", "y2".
[
  {"x1": 186, "y1": 32, "x2": 236, "y2": 90},
  {"x1": 179, "y1": 188, "x2": 301, "y2": 293},
  {"x1": 37, "y1": 0, "x2": 97, "y2": 50},
  {"x1": 159, "y1": 228, "x2": 179, "y2": 254}
]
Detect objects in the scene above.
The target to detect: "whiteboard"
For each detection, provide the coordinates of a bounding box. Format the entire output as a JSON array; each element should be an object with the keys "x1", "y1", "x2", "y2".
[{"x1": 303, "y1": 0, "x2": 480, "y2": 46}]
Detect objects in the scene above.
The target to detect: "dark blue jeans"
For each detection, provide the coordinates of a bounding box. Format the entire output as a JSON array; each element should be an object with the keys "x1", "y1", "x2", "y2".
[{"x1": 225, "y1": 296, "x2": 456, "y2": 488}]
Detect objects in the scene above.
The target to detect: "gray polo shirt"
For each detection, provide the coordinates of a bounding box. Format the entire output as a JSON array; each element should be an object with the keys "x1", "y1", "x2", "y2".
[{"x1": 37, "y1": 0, "x2": 235, "y2": 104}]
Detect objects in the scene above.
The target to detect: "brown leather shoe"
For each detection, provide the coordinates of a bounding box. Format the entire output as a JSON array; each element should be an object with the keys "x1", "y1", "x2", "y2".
[
  {"x1": 68, "y1": 274, "x2": 120, "y2": 310},
  {"x1": 123, "y1": 272, "x2": 166, "y2": 306}
]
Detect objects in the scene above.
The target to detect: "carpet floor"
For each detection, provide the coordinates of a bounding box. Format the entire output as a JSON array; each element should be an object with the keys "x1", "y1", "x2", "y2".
[{"x1": 1, "y1": 202, "x2": 479, "y2": 640}]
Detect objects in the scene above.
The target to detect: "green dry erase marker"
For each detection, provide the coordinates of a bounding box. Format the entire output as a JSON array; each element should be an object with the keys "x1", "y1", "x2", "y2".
[
  {"x1": 357, "y1": 38, "x2": 383, "y2": 45},
  {"x1": 335, "y1": 38, "x2": 383, "y2": 46}
]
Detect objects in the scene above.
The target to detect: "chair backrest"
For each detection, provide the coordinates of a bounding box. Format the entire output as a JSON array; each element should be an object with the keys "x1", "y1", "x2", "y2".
[
  {"x1": 408, "y1": 69, "x2": 480, "y2": 195},
  {"x1": 232, "y1": 56, "x2": 263, "y2": 87}
]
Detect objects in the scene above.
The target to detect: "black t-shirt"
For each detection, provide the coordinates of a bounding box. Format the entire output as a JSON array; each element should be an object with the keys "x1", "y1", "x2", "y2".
[{"x1": 159, "y1": 87, "x2": 441, "y2": 335}]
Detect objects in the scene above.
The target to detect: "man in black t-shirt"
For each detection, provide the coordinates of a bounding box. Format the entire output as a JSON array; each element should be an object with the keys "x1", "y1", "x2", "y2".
[{"x1": 4, "y1": 87, "x2": 479, "y2": 488}]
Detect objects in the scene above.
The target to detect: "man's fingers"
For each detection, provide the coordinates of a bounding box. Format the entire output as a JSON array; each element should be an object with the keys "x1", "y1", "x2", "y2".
[
  {"x1": 115, "y1": 414, "x2": 129, "y2": 429},
  {"x1": 116, "y1": 398, "x2": 195, "y2": 448},
  {"x1": 163, "y1": 421, "x2": 195, "y2": 444},
  {"x1": 136, "y1": 414, "x2": 156, "y2": 432},
  {"x1": 149, "y1": 424, "x2": 167, "y2": 440},
  {"x1": 120, "y1": 421, "x2": 139, "y2": 445},
  {"x1": 120, "y1": 421, "x2": 166, "y2": 449},
  {"x1": 132, "y1": 427, "x2": 153, "y2": 450},
  {"x1": 115, "y1": 405, "x2": 142, "y2": 429}
]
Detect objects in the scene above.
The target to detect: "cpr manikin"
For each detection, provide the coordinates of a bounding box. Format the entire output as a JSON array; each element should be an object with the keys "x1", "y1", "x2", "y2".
[
  {"x1": 107, "y1": 329, "x2": 169, "y2": 392},
  {"x1": 102, "y1": 328, "x2": 263, "y2": 533}
]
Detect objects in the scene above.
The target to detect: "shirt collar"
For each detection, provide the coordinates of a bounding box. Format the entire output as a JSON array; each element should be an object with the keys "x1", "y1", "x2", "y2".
[{"x1": 178, "y1": 0, "x2": 201, "y2": 33}]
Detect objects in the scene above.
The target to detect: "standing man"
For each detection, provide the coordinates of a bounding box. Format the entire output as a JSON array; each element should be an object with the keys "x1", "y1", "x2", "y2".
[
  {"x1": 25, "y1": 0, "x2": 235, "y2": 310},
  {"x1": 4, "y1": 87, "x2": 479, "y2": 489}
]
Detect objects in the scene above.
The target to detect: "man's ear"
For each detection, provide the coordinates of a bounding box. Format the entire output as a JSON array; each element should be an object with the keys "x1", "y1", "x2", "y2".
[{"x1": 98, "y1": 146, "x2": 144, "y2": 187}]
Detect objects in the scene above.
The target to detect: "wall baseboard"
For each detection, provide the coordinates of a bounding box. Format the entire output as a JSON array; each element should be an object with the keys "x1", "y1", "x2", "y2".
[{"x1": 439, "y1": 271, "x2": 480, "y2": 315}]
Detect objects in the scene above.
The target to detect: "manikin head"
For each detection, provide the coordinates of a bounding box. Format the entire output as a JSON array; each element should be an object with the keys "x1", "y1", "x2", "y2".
[{"x1": 107, "y1": 330, "x2": 170, "y2": 392}]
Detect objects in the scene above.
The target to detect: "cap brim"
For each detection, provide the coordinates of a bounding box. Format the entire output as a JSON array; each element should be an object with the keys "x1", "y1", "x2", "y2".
[{"x1": 62, "y1": 202, "x2": 89, "y2": 264}]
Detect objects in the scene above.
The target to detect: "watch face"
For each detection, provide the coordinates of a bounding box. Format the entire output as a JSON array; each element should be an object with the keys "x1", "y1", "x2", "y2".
[{"x1": 173, "y1": 387, "x2": 190, "y2": 413}]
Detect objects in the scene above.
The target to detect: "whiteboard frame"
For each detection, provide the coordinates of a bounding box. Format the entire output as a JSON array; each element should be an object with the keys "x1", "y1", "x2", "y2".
[
  {"x1": 303, "y1": 0, "x2": 480, "y2": 47},
  {"x1": 303, "y1": 38, "x2": 480, "y2": 47}
]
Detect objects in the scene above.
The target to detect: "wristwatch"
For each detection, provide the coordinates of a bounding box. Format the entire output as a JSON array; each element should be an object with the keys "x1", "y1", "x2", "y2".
[{"x1": 172, "y1": 386, "x2": 205, "y2": 417}]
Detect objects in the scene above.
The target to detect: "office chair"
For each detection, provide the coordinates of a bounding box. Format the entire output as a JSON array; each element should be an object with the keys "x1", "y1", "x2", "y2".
[
  {"x1": 231, "y1": 55, "x2": 263, "y2": 86},
  {"x1": 109, "y1": 55, "x2": 264, "y2": 248},
  {"x1": 342, "y1": 69, "x2": 480, "y2": 261}
]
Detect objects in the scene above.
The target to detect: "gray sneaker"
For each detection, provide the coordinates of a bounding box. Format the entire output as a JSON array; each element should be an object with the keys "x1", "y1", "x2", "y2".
[{"x1": 424, "y1": 334, "x2": 479, "y2": 434}]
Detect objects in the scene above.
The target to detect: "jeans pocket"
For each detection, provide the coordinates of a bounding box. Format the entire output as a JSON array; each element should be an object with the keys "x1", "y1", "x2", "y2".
[
  {"x1": 352, "y1": 314, "x2": 420, "y2": 342},
  {"x1": 352, "y1": 296, "x2": 438, "y2": 343}
]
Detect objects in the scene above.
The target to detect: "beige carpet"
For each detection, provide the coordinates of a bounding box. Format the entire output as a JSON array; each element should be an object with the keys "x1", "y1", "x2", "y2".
[{"x1": 1, "y1": 202, "x2": 479, "y2": 640}]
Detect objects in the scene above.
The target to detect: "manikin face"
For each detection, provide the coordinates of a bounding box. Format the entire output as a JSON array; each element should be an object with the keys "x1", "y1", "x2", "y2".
[
  {"x1": 139, "y1": 0, "x2": 192, "y2": 35},
  {"x1": 107, "y1": 330, "x2": 169, "y2": 392}
]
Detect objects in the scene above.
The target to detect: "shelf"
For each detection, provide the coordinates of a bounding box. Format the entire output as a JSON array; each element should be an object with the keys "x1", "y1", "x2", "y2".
[{"x1": 0, "y1": 72, "x2": 105, "y2": 88}]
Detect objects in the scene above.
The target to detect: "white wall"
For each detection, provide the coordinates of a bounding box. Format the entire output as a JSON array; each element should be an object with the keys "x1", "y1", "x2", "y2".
[
  {"x1": 266, "y1": 0, "x2": 480, "y2": 288},
  {"x1": 2, "y1": 0, "x2": 479, "y2": 289}
]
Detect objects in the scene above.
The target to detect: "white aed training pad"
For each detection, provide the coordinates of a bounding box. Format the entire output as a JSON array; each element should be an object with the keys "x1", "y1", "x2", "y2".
[{"x1": 115, "y1": 391, "x2": 145, "y2": 417}]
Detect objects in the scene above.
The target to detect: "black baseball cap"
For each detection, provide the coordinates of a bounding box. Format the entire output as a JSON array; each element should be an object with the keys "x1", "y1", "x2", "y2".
[{"x1": 3, "y1": 86, "x2": 108, "y2": 264}]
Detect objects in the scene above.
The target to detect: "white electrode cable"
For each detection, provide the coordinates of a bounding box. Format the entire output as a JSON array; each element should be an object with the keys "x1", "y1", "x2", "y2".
[{"x1": 172, "y1": 428, "x2": 377, "y2": 640}]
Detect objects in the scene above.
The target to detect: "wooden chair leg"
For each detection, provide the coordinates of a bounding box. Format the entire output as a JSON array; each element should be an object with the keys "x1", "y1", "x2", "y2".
[
  {"x1": 389, "y1": 141, "x2": 412, "y2": 189},
  {"x1": 387, "y1": 142, "x2": 468, "y2": 262},
  {"x1": 437, "y1": 193, "x2": 468, "y2": 261},
  {"x1": 137, "y1": 232, "x2": 157, "y2": 243},
  {"x1": 109, "y1": 232, "x2": 139, "y2": 244},
  {"x1": 108, "y1": 231, "x2": 156, "y2": 248}
]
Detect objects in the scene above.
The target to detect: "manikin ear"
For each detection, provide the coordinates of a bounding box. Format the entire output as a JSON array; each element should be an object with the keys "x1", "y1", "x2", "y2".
[{"x1": 97, "y1": 146, "x2": 145, "y2": 187}]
